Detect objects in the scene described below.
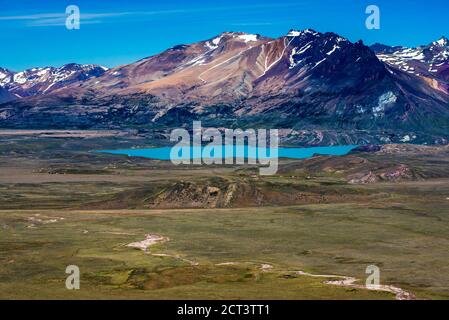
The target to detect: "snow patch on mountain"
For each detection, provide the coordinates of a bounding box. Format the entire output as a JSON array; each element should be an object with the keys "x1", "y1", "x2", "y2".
[
  {"x1": 289, "y1": 47, "x2": 299, "y2": 69},
  {"x1": 237, "y1": 34, "x2": 258, "y2": 43},
  {"x1": 13, "y1": 72, "x2": 28, "y2": 84},
  {"x1": 326, "y1": 44, "x2": 340, "y2": 55},
  {"x1": 288, "y1": 40, "x2": 315, "y2": 69},
  {"x1": 373, "y1": 91, "x2": 397, "y2": 118},
  {"x1": 312, "y1": 57, "x2": 327, "y2": 69},
  {"x1": 206, "y1": 36, "x2": 223, "y2": 49}
]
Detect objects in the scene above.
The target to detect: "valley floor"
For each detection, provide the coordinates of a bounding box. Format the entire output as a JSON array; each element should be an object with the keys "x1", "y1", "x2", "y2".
[{"x1": 0, "y1": 131, "x2": 449, "y2": 299}]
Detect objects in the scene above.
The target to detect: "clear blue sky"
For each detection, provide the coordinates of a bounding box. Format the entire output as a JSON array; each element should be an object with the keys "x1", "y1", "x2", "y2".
[{"x1": 1, "y1": 0, "x2": 448, "y2": 71}]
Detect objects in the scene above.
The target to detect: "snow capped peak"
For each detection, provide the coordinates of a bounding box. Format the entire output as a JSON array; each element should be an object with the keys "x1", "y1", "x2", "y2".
[
  {"x1": 205, "y1": 32, "x2": 259, "y2": 48},
  {"x1": 303, "y1": 28, "x2": 318, "y2": 34},
  {"x1": 433, "y1": 36, "x2": 448, "y2": 47},
  {"x1": 236, "y1": 33, "x2": 259, "y2": 42},
  {"x1": 287, "y1": 28, "x2": 319, "y2": 37},
  {"x1": 0, "y1": 63, "x2": 107, "y2": 97},
  {"x1": 375, "y1": 35, "x2": 449, "y2": 78},
  {"x1": 0, "y1": 68, "x2": 14, "y2": 87},
  {"x1": 287, "y1": 30, "x2": 301, "y2": 37},
  {"x1": 0, "y1": 67, "x2": 13, "y2": 75}
]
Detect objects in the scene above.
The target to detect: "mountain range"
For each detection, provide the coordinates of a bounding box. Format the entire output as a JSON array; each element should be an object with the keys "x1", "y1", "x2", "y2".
[
  {"x1": 1, "y1": 29, "x2": 448, "y2": 145},
  {"x1": 0, "y1": 64, "x2": 107, "y2": 100}
]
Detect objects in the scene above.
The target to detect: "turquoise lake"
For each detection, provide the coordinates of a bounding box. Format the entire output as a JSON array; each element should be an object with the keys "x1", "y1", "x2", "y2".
[{"x1": 97, "y1": 145, "x2": 358, "y2": 160}]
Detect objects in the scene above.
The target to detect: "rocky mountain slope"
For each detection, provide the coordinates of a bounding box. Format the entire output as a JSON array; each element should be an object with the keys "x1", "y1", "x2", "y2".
[
  {"x1": 1, "y1": 30, "x2": 448, "y2": 145},
  {"x1": 0, "y1": 86, "x2": 15, "y2": 104},
  {"x1": 371, "y1": 37, "x2": 449, "y2": 93}
]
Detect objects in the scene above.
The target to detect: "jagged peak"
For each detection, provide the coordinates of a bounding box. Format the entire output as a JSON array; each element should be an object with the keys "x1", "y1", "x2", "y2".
[
  {"x1": 286, "y1": 28, "x2": 320, "y2": 37},
  {"x1": 432, "y1": 36, "x2": 449, "y2": 47},
  {"x1": 6, "y1": 63, "x2": 108, "y2": 74},
  {"x1": 0, "y1": 67, "x2": 14, "y2": 73}
]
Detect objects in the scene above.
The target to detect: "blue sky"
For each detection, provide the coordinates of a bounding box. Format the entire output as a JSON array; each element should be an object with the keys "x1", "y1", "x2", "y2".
[{"x1": 1, "y1": 0, "x2": 448, "y2": 71}]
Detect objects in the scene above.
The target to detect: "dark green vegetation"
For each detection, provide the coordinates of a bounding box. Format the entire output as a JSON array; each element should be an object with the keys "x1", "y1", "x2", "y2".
[{"x1": 1, "y1": 131, "x2": 449, "y2": 299}]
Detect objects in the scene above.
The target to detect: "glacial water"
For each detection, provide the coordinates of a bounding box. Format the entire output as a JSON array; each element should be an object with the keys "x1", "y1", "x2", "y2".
[{"x1": 97, "y1": 145, "x2": 358, "y2": 160}]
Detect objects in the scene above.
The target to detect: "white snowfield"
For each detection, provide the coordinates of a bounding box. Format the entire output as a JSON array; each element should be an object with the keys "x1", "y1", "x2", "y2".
[{"x1": 237, "y1": 34, "x2": 258, "y2": 43}]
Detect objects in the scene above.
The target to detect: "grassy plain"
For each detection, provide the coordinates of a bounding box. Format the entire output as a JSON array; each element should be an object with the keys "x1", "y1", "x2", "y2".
[{"x1": 1, "y1": 131, "x2": 449, "y2": 299}]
